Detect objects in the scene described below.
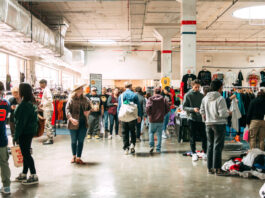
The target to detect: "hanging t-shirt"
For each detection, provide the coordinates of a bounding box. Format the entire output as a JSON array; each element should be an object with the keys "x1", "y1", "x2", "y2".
[
  {"x1": 247, "y1": 72, "x2": 260, "y2": 87},
  {"x1": 181, "y1": 74, "x2": 196, "y2": 94},
  {"x1": 198, "y1": 70, "x2": 212, "y2": 86},
  {"x1": 224, "y1": 71, "x2": 237, "y2": 87},
  {"x1": 212, "y1": 72, "x2": 225, "y2": 82}
]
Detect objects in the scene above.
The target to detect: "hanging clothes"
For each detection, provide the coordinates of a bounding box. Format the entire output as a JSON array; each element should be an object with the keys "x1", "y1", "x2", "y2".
[
  {"x1": 224, "y1": 71, "x2": 237, "y2": 87},
  {"x1": 212, "y1": 72, "x2": 225, "y2": 82},
  {"x1": 181, "y1": 74, "x2": 196, "y2": 94},
  {"x1": 247, "y1": 71, "x2": 260, "y2": 87},
  {"x1": 198, "y1": 70, "x2": 212, "y2": 86},
  {"x1": 230, "y1": 98, "x2": 242, "y2": 132},
  {"x1": 260, "y1": 71, "x2": 265, "y2": 87},
  {"x1": 233, "y1": 71, "x2": 244, "y2": 86},
  {"x1": 235, "y1": 92, "x2": 245, "y2": 116}
]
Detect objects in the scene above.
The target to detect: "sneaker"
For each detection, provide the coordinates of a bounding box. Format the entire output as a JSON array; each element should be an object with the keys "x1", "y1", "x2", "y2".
[
  {"x1": 87, "y1": 135, "x2": 92, "y2": 139},
  {"x1": 130, "y1": 144, "x2": 135, "y2": 154},
  {"x1": 15, "y1": 173, "x2": 27, "y2": 182},
  {"x1": 94, "y1": 135, "x2": 100, "y2": 139},
  {"x1": 215, "y1": 169, "x2": 230, "y2": 176},
  {"x1": 1, "y1": 187, "x2": 10, "y2": 195},
  {"x1": 162, "y1": 131, "x2": 167, "y2": 139},
  {"x1": 192, "y1": 154, "x2": 199, "y2": 161},
  {"x1": 43, "y1": 139, "x2": 53, "y2": 145},
  {"x1": 208, "y1": 169, "x2": 215, "y2": 175},
  {"x1": 108, "y1": 135, "x2": 112, "y2": 140},
  {"x1": 202, "y1": 153, "x2": 207, "y2": 160},
  {"x1": 124, "y1": 149, "x2": 129, "y2": 155},
  {"x1": 149, "y1": 147, "x2": 154, "y2": 154},
  {"x1": 22, "y1": 175, "x2": 39, "y2": 185},
  {"x1": 156, "y1": 150, "x2": 161, "y2": 154}
]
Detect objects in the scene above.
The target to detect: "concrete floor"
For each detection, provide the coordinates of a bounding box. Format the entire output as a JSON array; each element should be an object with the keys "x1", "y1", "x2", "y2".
[{"x1": 2, "y1": 134, "x2": 264, "y2": 198}]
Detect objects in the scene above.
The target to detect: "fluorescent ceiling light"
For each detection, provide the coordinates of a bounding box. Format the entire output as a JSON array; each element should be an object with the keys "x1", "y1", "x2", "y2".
[
  {"x1": 89, "y1": 40, "x2": 116, "y2": 45},
  {"x1": 233, "y1": 6, "x2": 265, "y2": 19}
]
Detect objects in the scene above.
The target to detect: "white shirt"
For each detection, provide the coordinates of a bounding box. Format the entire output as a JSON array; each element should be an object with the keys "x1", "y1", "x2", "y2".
[
  {"x1": 41, "y1": 87, "x2": 53, "y2": 111},
  {"x1": 224, "y1": 71, "x2": 237, "y2": 87}
]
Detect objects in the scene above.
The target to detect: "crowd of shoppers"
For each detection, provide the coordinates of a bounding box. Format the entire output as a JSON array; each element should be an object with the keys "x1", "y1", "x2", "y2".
[{"x1": 1, "y1": 77, "x2": 265, "y2": 195}]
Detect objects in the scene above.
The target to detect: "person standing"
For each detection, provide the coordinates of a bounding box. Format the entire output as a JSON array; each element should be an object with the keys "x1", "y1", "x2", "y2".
[
  {"x1": 14, "y1": 83, "x2": 39, "y2": 185},
  {"x1": 39, "y1": 79, "x2": 54, "y2": 145},
  {"x1": 8, "y1": 87, "x2": 21, "y2": 146},
  {"x1": 0, "y1": 81, "x2": 11, "y2": 194},
  {"x1": 183, "y1": 79, "x2": 207, "y2": 161},
  {"x1": 246, "y1": 89, "x2": 265, "y2": 150},
  {"x1": 66, "y1": 84, "x2": 91, "y2": 164},
  {"x1": 107, "y1": 88, "x2": 119, "y2": 139},
  {"x1": 146, "y1": 87, "x2": 170, "y2": 153},
  {"x1": 135, "y1": 87, "x2": 145, "y2": 142},
  {"x1": 200, "y1": 79, "x2": 230, "y2": 175},
  {"x1": 86, "y1": 87, "x2": 103, "y2": 139},
  {"x1": 161, "y1": 86, "x2": 172, "y2": 139},
  {"x1": 118, "y1": 82, "x2": 142, "y2": 155},
  {"x1": 101, "y1": 87, "x2": 109, "y2": 133}
]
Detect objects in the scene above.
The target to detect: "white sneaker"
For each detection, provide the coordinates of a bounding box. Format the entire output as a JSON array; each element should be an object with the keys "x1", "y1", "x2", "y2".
[
  {"x1": 1, "y1": 187, "x2": 11, "y2": 195},
  {"x1": 192, "y1": 154, "x2": 199, "y2": 161},
  {"x1": 124, "y1": 149, "x2": 129, "y2": 155},
  {"x1": 202, "y1": 153, "x2": 207, "y2": 160},
  {"x1": 162, "y1": 131, "x2": 167, "y2": 139},
  {"x1": 130, "y1": 144, "x2": 135, "y2": 154},
  {"x1": 108, "y1": 135, "x2": 112, "y2": 140}
]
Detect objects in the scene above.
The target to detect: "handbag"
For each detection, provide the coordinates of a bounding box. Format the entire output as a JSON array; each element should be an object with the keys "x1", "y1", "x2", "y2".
[
  {"x1": 118, "y1": 94, "x2": 138, "y2": 122},
  {"x1": 35, "y1": 114, "x2": 46, "y2": 138},
  {"x1": 243, "y1": 127, "x2": 249, "y2": 142},
  {"x1": 11, "y1": 146, "x2": 23, "y2": 167}
]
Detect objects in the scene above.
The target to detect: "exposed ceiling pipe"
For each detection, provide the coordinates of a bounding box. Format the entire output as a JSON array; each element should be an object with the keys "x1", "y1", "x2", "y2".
[{"x1": 206, "y1": 0, "x2": 238, "y2": 30}]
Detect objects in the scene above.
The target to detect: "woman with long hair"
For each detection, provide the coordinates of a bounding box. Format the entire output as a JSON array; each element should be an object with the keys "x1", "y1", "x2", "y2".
[
  {"x1": 66, "y1": 84, "x2": 91, "y2": 164},
  {"x1": 107, "y1": 88, "x2": 119, "y2": 139},
  {"x1": 14, "y1": 83, "x2": 39, "y2": 185}
]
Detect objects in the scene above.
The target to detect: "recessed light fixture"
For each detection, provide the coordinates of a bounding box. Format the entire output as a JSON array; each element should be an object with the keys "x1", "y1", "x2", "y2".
[
  {"x1": 89, "y1": 40, "x2": 116, "y2": 45},
  {"x1": 233, "y1": 5, "x2": 265, "y2": 19}
]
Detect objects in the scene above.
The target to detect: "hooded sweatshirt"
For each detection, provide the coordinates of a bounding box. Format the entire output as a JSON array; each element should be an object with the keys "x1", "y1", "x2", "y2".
[
  {"x1": 200, "y1": 91, "x2": 229, "y2": 125},
  {"x1": 146, "y1": 94, "x2": 170, "y2": 123},
  {"x1": 183, "y1": 89, "x2": 204, "y2": 122}
]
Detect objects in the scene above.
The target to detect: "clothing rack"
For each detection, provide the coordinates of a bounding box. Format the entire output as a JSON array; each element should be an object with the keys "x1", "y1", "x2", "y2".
[{"x1": 202, "y1": 66, "x2": 265, "y2": 70}]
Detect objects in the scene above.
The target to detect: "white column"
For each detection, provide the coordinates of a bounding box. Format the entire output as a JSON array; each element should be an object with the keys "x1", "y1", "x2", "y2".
[
  {"x1": 154, "y1": 28, "x2": 178, "y2": 79},
  {"x1": 180, "y1": 0, "x2": 197, "y2": 77}
]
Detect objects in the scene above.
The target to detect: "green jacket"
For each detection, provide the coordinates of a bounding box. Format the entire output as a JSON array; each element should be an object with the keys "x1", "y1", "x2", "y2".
[{"x1": 14, "y1": 101, "x2": 38, "y2": 140}]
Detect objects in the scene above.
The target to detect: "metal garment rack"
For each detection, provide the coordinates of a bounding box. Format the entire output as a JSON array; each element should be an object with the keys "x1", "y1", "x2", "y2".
[{"x1": 202, "y1": 66, "x2": 265, "y2": 70}]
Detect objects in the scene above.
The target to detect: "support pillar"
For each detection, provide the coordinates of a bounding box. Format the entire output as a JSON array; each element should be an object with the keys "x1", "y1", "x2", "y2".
[
  {"x1": 180, "y1": 0, "x2": 197, "y2": 77},
  {"x1": 26, "y1": 59, "x2": 37, "y2": 87},
  {"x1": 154, "y1": 28, "x2": 178, "y2": 80}
]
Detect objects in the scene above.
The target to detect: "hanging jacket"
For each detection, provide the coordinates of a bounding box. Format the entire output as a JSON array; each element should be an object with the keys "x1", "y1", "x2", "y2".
[{"x1": 230, "y1": 98, "x2": 242, "y2": 131}]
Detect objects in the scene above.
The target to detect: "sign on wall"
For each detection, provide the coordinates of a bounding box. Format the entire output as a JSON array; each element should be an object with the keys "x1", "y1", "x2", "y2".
[{"x1": 90, "y1": 73, "x2": 102, "y2": 94}]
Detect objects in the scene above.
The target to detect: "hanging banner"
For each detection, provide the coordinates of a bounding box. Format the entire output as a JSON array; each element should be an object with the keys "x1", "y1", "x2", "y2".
[
  {"x1": 90, "y1": 73, "x2": 102, "y2": 94},
  {"x1": 161, "y1": 77, "x2": 171, "y2": 89}
]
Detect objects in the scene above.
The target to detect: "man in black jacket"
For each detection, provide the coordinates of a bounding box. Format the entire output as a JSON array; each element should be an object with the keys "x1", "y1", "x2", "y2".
[{"x1": 247, "y1": 89, "x2": 265, "y2": 150}]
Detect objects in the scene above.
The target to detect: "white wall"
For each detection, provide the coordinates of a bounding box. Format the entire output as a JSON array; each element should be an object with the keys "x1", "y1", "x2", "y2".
[{"x1": 84, "y1": 47, "x2": 265, "y2": 86}]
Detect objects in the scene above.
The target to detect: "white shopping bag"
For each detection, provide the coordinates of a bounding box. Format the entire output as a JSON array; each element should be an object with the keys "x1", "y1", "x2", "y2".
[{"x1": 11, "y1": 146, "x2": 23, "y2": 168}]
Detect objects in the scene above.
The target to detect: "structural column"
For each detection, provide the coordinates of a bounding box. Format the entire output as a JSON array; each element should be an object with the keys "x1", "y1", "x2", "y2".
[
  {"x1": 154, "y1": 28, "x2": 178, "y2": 80},
  {"x1": 26, "y1": 58, "x2": 37, "y2": 87},
  {"x1": 180, "y1": 0, "x2": 197, "y2": 77}
]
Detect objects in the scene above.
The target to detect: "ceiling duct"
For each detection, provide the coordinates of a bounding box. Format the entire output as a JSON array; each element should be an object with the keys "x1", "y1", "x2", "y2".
[{"x1": 72, "y1": 50, "x2": 85, "y2": 66}]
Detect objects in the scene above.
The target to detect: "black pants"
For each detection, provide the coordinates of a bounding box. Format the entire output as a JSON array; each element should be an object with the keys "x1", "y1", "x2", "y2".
[
  {"x1": 121, "y1": 120, "x2": 137, "y2": 150},
  {"x1": 188, "y1": 120, "x2": 207, "y2": 153},
  {"x1": 109, "y1": 114, "x2": 119, "y2": 135},
  {"x1": 206, "y1": 125, "x2": 226, "y2": 169},
  {"x1": 19, "y1": 135, "x2": 36, "y2": 175},
  {"x1": 136, "y1": 116, "x2": 142, "y2": 138}
]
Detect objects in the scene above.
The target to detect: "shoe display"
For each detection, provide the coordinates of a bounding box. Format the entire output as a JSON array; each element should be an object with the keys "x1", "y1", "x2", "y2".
[
  {"x1": 22, "y1": 175, "x2": 39, "y2": 185},
  {"x1": 1, "y1": 187, "x2": 11, "y2": 195},
  {"x1": 15, "y1": 173, "x2": 27, "y2": 182},
  {"x1": 192, "y1": 153, "x2": 199, "y2": 161}
]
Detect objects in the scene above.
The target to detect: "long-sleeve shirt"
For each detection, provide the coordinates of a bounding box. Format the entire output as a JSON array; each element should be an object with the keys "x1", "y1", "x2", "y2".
[
  {"x1": 118, "y1": 89, "x2": 142, "y2": 117},
  {"x1": 246, "y1": 97, "x2": 265, "y2": 125},
  {"x1": 41, "y1": 87, "x2": 53, "y2": 111}
]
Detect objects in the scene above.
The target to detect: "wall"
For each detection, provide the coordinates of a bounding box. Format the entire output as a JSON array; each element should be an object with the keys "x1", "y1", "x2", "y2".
[{"x1": 84, "y1": 47, "x2": 265, "y2": 87}]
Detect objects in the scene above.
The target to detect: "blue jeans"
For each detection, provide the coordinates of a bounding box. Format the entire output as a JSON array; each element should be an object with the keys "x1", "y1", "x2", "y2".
[
  {"x1": 163, "y1": 112, "x2": 170, "y2": 131},
  {"x1": 103, "y1": 110, "x2": 109, "y2": 131},
  {"x1": 70, "y1": 126, "x2": 87, "y2": 158},
  {"x1": 109, "y1": 114, "x2": 119, "y2": 135},
  {"x1": 149, "y1": 122, "x2": 163, "y2": 151}
]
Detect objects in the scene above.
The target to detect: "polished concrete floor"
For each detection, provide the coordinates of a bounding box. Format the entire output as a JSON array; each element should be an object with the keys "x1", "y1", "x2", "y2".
[{"x1": 2, "y1": 134, "x2": 264, "y2": 198}]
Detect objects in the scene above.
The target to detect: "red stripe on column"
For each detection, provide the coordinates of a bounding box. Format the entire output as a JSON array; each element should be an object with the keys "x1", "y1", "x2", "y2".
[
  {"x1": 181, "y1": 20, "x2": 196, "y2": 25},
  {"x1": 162, "y1": 50, "x2": 172, "y2": 54}
]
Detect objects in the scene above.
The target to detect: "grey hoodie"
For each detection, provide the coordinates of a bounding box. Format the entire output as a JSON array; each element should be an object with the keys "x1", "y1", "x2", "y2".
[{"x1": 200, "y1": 91, "x2": 229, "y2": 125}]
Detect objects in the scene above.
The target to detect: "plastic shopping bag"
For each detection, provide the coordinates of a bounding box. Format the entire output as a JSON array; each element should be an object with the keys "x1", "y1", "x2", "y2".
[
  {"x1": 243, "y1": 127, "x2": 249, "y2": 142},
  {"x1": 11, "y1": 146, "x2": 23, "y2": 167}
]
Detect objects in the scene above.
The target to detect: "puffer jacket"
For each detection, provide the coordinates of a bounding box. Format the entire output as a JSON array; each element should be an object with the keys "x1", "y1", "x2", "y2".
[{"x1": 66, "y1": 95, "x2": 91, "y2": 130}]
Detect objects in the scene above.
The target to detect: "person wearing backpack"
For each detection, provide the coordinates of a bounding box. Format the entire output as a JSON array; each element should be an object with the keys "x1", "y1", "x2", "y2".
[
  {"x1": 14, "y1": 83, "x2": 39, "y2": 185},
  {"x1": 0, "y1": 81, "x2": 11, "y2": 195},
  {"x1": 118, "y1": 82, "x2": 142, "y2": 155}
]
